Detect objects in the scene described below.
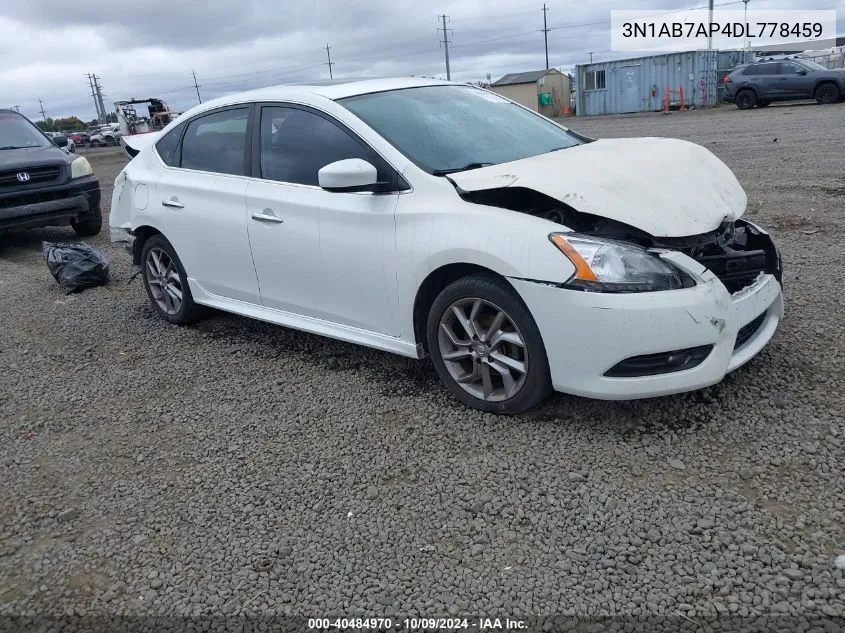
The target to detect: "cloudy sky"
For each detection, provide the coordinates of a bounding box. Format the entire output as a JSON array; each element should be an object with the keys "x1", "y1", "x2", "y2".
[{"x1": 2, "y1": 0, "x2": 842, "y2": 120}]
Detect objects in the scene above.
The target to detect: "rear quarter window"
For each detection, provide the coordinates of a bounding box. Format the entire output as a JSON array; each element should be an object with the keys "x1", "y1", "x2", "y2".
[{"x1": 155, "y1": 122, "x2": 185, "y2": 167}]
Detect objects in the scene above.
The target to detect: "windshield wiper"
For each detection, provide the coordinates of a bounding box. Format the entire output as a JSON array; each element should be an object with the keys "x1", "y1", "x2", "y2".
[
  {"x1": 0, "y1": 146, "x2": 30, "y2": 150},
  {"x1": 547, "y1": 146, "x2": 572, "y2": 152},
  {"x1": 432, "y1": 162, "x2": 495, "y2": 176}
]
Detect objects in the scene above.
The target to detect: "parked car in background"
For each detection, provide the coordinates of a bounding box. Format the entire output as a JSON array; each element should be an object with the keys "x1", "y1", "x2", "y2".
[
  {"x1": 89, "y1": 124, "x2": 121, "y2": 147},
  {"x1": 724, "y1": 58, "x2": 845, "y2": 109},
  {"x1": 0, "y1": 109, "x2": 101, "y2": 236},
  {"x1": 111, "y1": 79, "x2": 783, "y2": 413},
  {"x1": 68, "y1": 131, "x2": 88, "y2": 146}
]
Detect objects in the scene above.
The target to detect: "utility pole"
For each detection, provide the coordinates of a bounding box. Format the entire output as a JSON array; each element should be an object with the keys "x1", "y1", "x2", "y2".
[
  {"x1": 93, "y1": 75, "x2": 107, "y2": 123},
  {"x1": 86, "y1": 74, "x2": 102, "y2": 121},
  {"x1": 589, "y1": 52, "x2": 594, "y2": 63},
  {"x1": 743, "y1": 0, "x2": 751, "y2": 51},
  {"x1": 707, "y1": 0, "x2": 714, "y2": 49},
  {"x1": 38, "y1": 99, "x2": 47, "y2": 122},
  {"x1": 13, "y1": 105, "x2": 21, "y2": 113},
  {"x1": 192, "y1": 70, "x2": 202, "y2": 103},
  {"x1": 542, "y1": 4, "x2": 550, "y2": 70},
  {"x1": 438, "y1": 14, "x2": 452, "y2": 81},
  {"x1": 324, "y1": 44, "x2": 334, "y2": 79}
]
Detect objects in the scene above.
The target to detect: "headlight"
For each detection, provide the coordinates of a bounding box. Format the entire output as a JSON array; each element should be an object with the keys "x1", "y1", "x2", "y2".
[
  {"x1": 549, "y1": 233, "x2": 689, "y2": 293},
  {"x1": 70, "y1": 156, "x2": 93, "y2": 179}
]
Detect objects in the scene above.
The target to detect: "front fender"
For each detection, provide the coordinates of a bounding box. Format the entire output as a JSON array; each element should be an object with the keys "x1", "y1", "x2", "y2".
[{"x1": 395, "y1": 194, "x2": 576, "y2": 341}]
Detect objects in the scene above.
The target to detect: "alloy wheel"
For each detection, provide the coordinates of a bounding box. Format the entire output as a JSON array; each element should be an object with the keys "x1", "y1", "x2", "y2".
[
  {"x1": 817, "y1": 84, "x2": 838, "y2": 104},
  {"x1": 437, "y1": 297, "x2": 529, "y2": 402},
  {"x1": 146, "y1": 247, "x2": 183, "y2": 315},
  {"x1": 736, "y1": 91, "x2": 755, "y2": 110}
]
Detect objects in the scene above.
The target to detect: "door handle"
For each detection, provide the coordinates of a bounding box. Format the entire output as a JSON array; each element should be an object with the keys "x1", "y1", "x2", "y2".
[
  {"x1": 161, "y1": 198, "x2": 184, "y2": 209},
  {"x1": 251, "y1": 210, "x2": 284, "y2": 224}
]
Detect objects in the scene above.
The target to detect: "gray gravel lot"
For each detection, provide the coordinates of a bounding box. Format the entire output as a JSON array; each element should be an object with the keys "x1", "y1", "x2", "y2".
[{"x1": 1, "y1": 102, "x2": 844, "y2": 630}]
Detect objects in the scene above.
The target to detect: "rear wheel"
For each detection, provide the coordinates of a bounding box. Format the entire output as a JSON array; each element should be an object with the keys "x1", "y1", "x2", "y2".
[
  {"x1": 71, "y1": 204, "x2": 102, "y2": 237},
  {"x1": 815, "y1": 83, "x2": 840, "y2": 105},
  {"x1": 141, "y1": 235, "x2": 206, "y2": 325},
  {"x1": 735, "y1": 90, "x2": 757, "y2": 110},
  {"x1": 90, "y1": 139, "x2": 100, "y2": 147},
  {"x1": 426, "y1": 274, "x2": 552, "y2": 414}
]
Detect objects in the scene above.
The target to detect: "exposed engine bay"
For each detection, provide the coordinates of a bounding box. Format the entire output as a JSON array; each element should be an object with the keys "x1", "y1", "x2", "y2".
[{"x1": 460, "y1": 186, "x2": 782, "y2": 294}]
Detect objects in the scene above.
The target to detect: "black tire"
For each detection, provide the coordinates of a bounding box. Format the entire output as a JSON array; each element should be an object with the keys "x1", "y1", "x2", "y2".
[
  {"x1": 757, "y1": 101, "x2": 770, "y2": 107},
  {"x1": 426, "y1": 274, "x2": 552, "y2": 414},
  {"x1": 815, "y1": 82, "x2": 840, "y2": 105},
  {"x1": 71, "y1": 203, "x2": 102, "y2": 237},
  {"x1": 90, "y1": 139, "x2": 100, "y2": 147},
  {"x1": 140, "y1": 234, "x2": 206, "y2": 325},
  {"x1": 735, "y1": 90, "x2": 757, "y2": 110}
]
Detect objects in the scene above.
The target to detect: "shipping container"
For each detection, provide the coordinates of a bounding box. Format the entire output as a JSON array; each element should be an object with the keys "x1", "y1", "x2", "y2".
[{"x1": 575, "y1": 50, "x2": 753, "y2": 116}]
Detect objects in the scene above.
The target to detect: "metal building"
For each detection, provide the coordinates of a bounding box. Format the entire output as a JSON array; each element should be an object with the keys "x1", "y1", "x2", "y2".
[
  {"x1": 490, "y1": 69, "x2": 571, "y2": 117},
  {"x1": 575, "y1": 50, "x2": 752, "y2": 116}
]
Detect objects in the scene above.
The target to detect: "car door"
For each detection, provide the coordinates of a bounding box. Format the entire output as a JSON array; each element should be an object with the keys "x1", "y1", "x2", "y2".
[
  {"x1": 776, "y1": 61, "x2": 816, "y2": 98},
  {"x1": 245, "y1": 104, "x2": 401, "y2": 336},
  {"x1": 744, "y1": 63, "x2": 779, "y2": 99},
  {"x1": 155, "y1": 106, "x2": 260, "y2": 304}
]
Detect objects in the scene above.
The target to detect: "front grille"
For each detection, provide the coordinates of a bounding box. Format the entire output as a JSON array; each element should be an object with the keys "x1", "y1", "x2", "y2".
[
  {"x1": 658, "y1": 220, "x2": 782, "y2": 295},
  {"x1": 695, "y1": 250, "x2": 768, "y2": 293},
  {"x1": 0, "y1": 165, "x2": 63, "y2": 190},
  {"x1": 604, "y1": 345, "x2": 713, "y2": 378},
  {"x1": 734, "y1": 313, "x2": 766, "y2": 350},
  {"x1": 0, "y1": 188, "x2": 74, "y2": 209}
]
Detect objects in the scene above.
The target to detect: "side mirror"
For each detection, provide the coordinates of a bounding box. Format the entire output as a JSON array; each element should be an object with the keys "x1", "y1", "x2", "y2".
[
  {"x1": 53, "y1": 135, "x2": 68, "y2": 148},
  {"x1": 797, "y1": 69, "x2": 807, "y2": 75},
  {"x1": 318, "y1": 158, "x2": 381, "y2": 192}
]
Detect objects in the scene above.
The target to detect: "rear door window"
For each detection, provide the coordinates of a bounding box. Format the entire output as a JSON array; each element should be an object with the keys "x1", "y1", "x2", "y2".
[
  {"x1": 743, "y1": 64, "x2": 778, "y2": 76},
  {"x1": 179, "y1": 108, "x2": 249, "y2": 176}
]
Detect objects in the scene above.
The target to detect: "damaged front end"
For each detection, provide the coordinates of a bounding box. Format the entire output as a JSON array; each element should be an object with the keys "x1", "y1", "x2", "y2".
[
  {"x1": 458, "y1": 186, "x2": 782, "y2": 296},
  {"x1": 649, "y1": 220, "x2": 782, "y2": 294}
]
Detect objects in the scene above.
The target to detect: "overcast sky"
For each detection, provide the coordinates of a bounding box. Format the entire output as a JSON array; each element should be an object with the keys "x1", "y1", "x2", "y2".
[{"x1": 1, "y1": 0, "x2": 842, "y2": 121}]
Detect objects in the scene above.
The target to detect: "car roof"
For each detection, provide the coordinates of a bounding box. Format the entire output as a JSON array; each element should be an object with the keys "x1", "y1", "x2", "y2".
[{"x1": 174, "y1": 77, "x2": 462, "y2": 121}]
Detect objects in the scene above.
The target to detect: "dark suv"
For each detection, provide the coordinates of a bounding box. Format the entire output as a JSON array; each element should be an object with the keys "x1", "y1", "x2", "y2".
[
  {"x1": 724, "y1": 58, "x2": 845, "y2": 110},
  {"x1": 0, "y1": 109, "x2": 101, "y2": 236}
]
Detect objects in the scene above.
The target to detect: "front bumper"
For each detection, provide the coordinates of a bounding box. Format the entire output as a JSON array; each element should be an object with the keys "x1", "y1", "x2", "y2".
[
  {"x1": 0, "y1": 176, "x2": 100, "y2": 232},
  {"x1": 509, "y1": 252, "x2": 784, "y2": 400}
]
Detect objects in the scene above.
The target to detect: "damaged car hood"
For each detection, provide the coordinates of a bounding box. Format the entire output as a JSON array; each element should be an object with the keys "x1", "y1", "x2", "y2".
[{"x1": 449, "y1": 137, "x2": 747, "y2": 237}]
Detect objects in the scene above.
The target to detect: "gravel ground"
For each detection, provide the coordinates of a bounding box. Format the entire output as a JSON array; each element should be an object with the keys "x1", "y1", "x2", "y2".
[{"x1": 1, "y1": 103, "x2": 844, "y2": 632}]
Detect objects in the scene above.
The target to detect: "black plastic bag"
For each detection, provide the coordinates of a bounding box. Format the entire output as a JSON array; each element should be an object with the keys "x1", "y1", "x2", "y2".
[{"x1": 42, "y1": 241, "x2": 110, "y2": 294}]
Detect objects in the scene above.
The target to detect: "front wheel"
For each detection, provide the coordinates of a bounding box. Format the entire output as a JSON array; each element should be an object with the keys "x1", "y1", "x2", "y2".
[
  {"x1": 426, "y1": 274, "x2": 552, "y2": 414},
  {"x1": 140, "y1": 235, "x2": 206, "y2": 325},
  {"x1": 815, "y1": 83, "x2": 840, "y2": 104},
  {"x1": 71, "y1": 204, "x2": 102, "y2": 237}
]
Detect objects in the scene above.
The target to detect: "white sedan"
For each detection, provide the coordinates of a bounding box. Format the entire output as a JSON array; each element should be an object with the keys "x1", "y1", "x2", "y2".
[{"x1": 110, "y1": 78, "x2": 783, "y2": 414}]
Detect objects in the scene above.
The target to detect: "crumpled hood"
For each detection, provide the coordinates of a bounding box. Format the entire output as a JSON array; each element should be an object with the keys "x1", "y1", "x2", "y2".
[{"x1": 449, "y1": 137, "x2": 747, "y2": 237}]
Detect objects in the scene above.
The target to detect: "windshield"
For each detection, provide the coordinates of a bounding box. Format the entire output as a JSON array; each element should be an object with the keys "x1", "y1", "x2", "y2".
[
  {"x1": 0, "y1": 112, "x2": 52, "y2": 149},
  {"x1": 798, "y1": 59, "x2": 828, "y2": 71},
  {"x1": 339, "y1": 85, "x2": 581, "y2": 174}
]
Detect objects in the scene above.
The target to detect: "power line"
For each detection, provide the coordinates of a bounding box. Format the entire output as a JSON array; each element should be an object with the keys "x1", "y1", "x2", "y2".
[
  {"x1": 438, "y1": 14, "x2": 452, "y2": 81},
  {"x1": 325, "y1": 44, "x2": 335, "y2": 79},
  {"x1": 192, "y1": 70, "x2": 202, "y2": 103},
  {"x1": 542, "y1": 4, "x2": 550, "y2": 70}
]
